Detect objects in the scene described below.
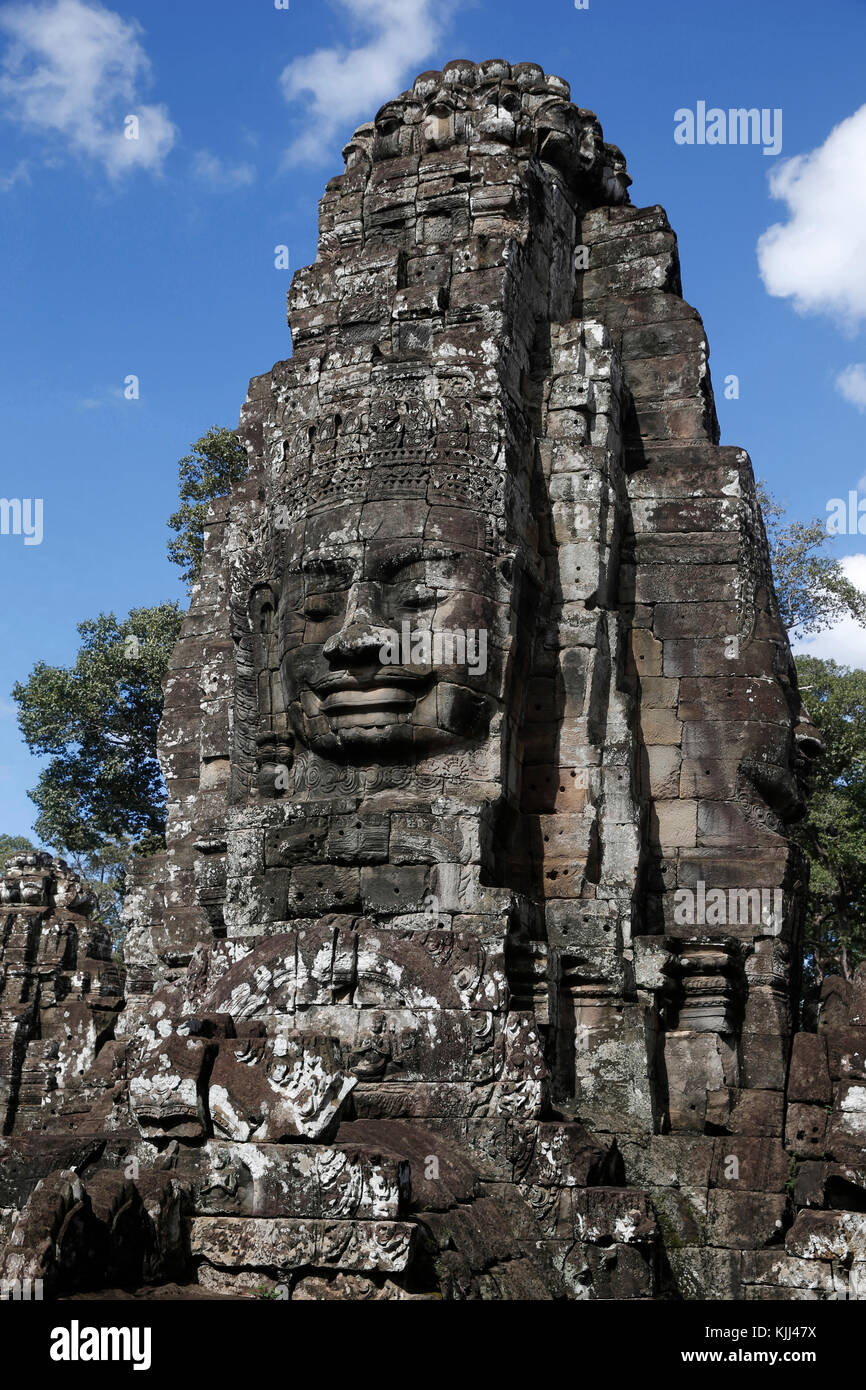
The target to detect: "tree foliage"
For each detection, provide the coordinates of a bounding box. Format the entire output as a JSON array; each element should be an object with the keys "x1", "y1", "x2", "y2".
[
  {"x1": 759, "y1": 484, "x2": 866, "y2": 986},
  {"x1": 8, "y1": 425, "x2": 246, "y2": 944},
  {"x1": 167, "y1": 426, "x2": 248, "y2": 589},
  {"x1": 758, "y1": 483, "x2": 866, "y2": 637},
  {"x1": 12, "y1": 604, "x2": 183, "y2": 857},
  {"x1": 66, "y1": 842, "x2": 130, "y2": 942},
  {"x1": 791, "y1": 656, "x2": 866, "y2": 986}
]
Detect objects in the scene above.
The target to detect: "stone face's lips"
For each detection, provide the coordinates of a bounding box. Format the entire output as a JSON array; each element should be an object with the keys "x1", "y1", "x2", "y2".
[
  {"x1": 314, "y1": 672, "x2": 424, "y2": 693},
  {"x1": 321, "y1": 685, "x2": 418, "y2": 713}
]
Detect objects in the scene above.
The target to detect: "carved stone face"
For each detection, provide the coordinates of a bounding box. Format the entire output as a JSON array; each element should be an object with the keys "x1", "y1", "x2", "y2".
[
  {"x1": 276, "y1": 500, "x2": 506, "y2": 760},
  {"x1": 421, "y1": 97, "x2": 455, "y2": 152},
  {"x1": 373, "y1": 100, "x2": 419, "y2": 160},
  {"x1": 477, "y1": 85, "x2": 523, "y2": 145},
  {"x1": 533, "y1": 98, "x2": 578, "y2": 169}
]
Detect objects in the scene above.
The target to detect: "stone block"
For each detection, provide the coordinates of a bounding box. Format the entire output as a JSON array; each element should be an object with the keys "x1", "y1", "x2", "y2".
[
  {"x1": 190, "y1": 1216, "x2": 415, "y2": 1275},
  {"x1": 785, "y1": 1210, "x2": 866, "y2": 1261},
  {"x1": 788, "y1": 1033, "x2": 832, "y2": 1105},
  {"x1": 649, "y1": 799, "x2": 697, "y2": 848},
  {"x1": 706, "y1": 1191, "x2": 788, "y2": 1249},
  {"x1": 784, "y1": 1104, "x2": 828, "y2": 1159}
]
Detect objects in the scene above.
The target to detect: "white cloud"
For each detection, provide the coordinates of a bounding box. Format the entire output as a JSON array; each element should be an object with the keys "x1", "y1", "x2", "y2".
[
  {"x1": 192, "y1": 149, "x2": 256, "y2": 191},
  {"x1": 836, "y1": 363, "x2": 866, "y2": 413},
  {"x1": 757, "y1": 104, "x2": 866, "y2": 329},
  {"x1": 279, "y1": 0, "x2": 453, "y2": 165},
  {"x1": 793, "y1": 553, "x2": 866, "y2": 669},
  {"x1": 0, "y1": 0, "x2": 177, "y2": 177}
]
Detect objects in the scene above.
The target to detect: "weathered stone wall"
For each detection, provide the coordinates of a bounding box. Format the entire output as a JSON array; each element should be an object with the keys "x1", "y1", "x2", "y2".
[
  {"x1": 1, "y1": 60, "x2": 862, "y2": 1302},
  {"x1": 0, "y1": 855, "x2": 124, "y2": 1139}
]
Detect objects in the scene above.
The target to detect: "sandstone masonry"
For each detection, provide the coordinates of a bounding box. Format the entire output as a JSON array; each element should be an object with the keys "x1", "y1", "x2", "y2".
[{"x1": 1, "y1": 59, "x2": 859, "y2": 1302}]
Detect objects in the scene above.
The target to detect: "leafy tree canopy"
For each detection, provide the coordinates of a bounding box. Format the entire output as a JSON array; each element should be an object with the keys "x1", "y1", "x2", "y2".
[
  {"x1": 758, "y1": 482, "x2": 866, "y2": 638},
  {"x1": 792, "y1": 655, "x2": 866, "y2": 986},
  {"x1": 758, "y1": 486, "x2": 866, "y2": 989},
  {"x1": 12, "y1": 603, "x2": 183, "y2": 857},
  {"x1": 167, "y1": 426, "x2": 247, "y2": 589},
  {"x1": 9, "y1": 425, "x2": 246, "y2": 948}
]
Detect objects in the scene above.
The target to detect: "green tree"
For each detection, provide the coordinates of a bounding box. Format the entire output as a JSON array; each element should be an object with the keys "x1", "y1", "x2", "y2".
[
  {"x1": 759, "y1": 485, "x2": 866, "y2": 988},
  {"x1": 0, "y1": 833, "x2": 37, "y2": 872},
  {"x1": 12, "y1": 603, "x2": 183, "y2": 858},
  {"x1": 791, "y1": 656, "x2": 866, "y2": 986},
  {"x1": 66, "y1": 841, "x2": 130, "y2": 947},
  {"x1": 758, "y1": 482, "x2": 866, "y2": 637},
  {"x1": 9, "y1": 427, "x2": 245, "y2": 942},
  {"x1": 167, "y1": 426, "x2": 247, "y2": 589}
]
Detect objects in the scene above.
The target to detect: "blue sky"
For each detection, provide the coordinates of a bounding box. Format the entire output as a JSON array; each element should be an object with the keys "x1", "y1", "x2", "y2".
[{"x1": 1, "y1": 0, "x2": 865, "y2": 839}]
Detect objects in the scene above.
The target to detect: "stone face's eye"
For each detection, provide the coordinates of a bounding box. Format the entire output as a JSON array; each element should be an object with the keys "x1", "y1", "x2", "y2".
[
  {"x1": 385, "y1": 557, "x2": 454, "y2": 608},
  {"x1": 397, "y1": 585, "x2": 438, "y2": 611}
]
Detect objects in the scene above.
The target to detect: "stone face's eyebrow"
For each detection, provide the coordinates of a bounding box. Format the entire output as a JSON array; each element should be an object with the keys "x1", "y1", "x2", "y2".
[
  {"x1": 301, "y1": 553, "x2": 354, "y2": 578},
  {"x1": 374, "y1": 545, "x2": 460, "y2": 580}
]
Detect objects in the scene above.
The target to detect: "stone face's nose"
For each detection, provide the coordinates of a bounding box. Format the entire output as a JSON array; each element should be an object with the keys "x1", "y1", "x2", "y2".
[
  {"x1": 478, "y1": 92, "x2": 519, "y2": 145},
  {"x1": 322, "y1": 586, "x2": 390, "y2": 665}
]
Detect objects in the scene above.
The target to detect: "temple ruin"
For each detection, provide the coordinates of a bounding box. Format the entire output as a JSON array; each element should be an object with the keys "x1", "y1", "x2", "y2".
[{"x1": 2, "y1": 59, "x2": 864, "y2": 1301}]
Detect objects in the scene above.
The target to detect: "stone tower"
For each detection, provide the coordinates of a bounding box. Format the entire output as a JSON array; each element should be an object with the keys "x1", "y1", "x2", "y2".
[{"x1": 2, "y1": 61, "x2": 864, "y2": 1301}]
